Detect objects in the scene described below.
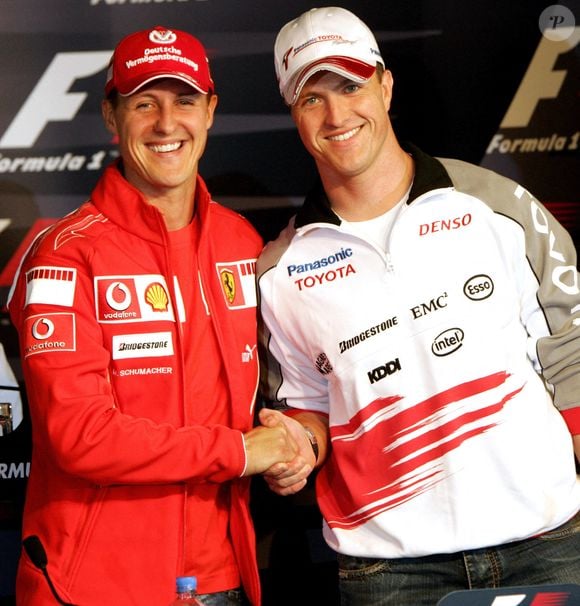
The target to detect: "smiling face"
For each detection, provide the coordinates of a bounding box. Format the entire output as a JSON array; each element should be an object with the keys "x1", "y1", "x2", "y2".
[
  {"x1": 290, "y1": 68, "x2": 394, "y2": 183},
  {"x1": 102, "y1": 79, "x2": 217, "y2": 201}
]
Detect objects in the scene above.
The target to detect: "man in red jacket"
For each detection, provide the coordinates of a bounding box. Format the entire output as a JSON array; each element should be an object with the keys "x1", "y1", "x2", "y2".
[{"x1": 8, "y1": 25, "x2": 296, "y2": 606}]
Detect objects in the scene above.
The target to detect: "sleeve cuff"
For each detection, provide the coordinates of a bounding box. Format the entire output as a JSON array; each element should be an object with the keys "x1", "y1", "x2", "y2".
[
  {"x1": 561, "y1": 407, "x2": 580, "y2": 435},
  {"x1": 239, "y1": 431, "x2": 248, "y2": 477}
]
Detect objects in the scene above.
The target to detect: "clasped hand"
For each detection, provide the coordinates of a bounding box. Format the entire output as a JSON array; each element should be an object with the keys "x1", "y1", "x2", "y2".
[{"x1": 257, "y1": 408, "x2": 316, "y2": 496}]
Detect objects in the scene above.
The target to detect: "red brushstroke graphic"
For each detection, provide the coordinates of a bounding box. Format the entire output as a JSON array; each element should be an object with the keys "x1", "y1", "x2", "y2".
[{"x1": 318, "y1": 372, "x2": 524, "y2": 529}]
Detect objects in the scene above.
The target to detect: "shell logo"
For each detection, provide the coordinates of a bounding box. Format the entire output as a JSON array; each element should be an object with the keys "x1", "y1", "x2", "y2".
[{"x1": 145, "y1": 282, "x2": 169, "y2": 312}]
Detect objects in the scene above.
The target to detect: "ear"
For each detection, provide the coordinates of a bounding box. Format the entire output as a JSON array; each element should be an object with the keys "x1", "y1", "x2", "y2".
[
  {"x1": 205, "y1": 93, "x2": 218, "y2": 130},
  {"x1": 101, "y1": 99, "x2": 118, "y2": 136},
  {"x1": 380, "y1": 69, "x2": 394, "y2": 112}
]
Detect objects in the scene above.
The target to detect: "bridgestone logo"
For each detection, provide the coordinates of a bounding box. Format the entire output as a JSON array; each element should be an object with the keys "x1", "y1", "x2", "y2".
[
  {"x1": 112, "y1": 332, "x2": 173, "y2": 360},
  {"x1": 118, "y1": 340, "x2": 168, "y2": 351},
  {"x1": 339, "y1": 317, "x2": 398, "y2": 353}
]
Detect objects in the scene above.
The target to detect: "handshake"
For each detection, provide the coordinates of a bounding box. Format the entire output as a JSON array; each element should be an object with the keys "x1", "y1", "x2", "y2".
[{"x1": 242, "y1": 408, "x2": 326, "y2": 496}]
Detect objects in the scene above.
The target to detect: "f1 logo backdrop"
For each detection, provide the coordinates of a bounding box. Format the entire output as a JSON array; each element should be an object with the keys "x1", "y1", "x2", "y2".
[
  {"x1": 482, "y1": 19, "x2": 580, "y2": 235},
  {"x1": 437, "y1": 583, "x2": 580, "y2": 605}
]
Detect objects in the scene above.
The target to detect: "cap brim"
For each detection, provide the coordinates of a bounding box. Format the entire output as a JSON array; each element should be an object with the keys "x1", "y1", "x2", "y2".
[
  {"x1": 117, "y1": 72, "x2": 210, "y2": 96},
  {"x1": 285, "y1": 57, "x2": 376, "y2": 105}
]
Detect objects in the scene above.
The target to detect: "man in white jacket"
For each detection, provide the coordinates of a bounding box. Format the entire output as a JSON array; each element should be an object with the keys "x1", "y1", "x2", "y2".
[{"x1": 258, "y1": 7, "x2": 580, "y2": 605}]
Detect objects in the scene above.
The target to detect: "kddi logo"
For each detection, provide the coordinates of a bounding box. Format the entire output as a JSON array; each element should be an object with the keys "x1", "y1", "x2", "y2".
[{"x1": 367, "y1": 358, "x2": 401, "y2": 384}]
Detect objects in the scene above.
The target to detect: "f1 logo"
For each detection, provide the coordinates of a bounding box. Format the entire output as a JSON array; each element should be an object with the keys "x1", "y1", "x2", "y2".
[
  {"x1": 437, "y1": 584, "x2": 580, "y2": 606},
  {"x1": 0, "y1": 51, "x2": 111, "y2": 149},
  {"x1": 499, "y1": 27, "x2": 580, "y2": 128}
]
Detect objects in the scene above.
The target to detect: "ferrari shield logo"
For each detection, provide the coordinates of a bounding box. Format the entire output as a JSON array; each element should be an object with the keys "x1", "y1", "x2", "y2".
[
  {"x1": 220, "y1": 268, "x2": 236, "y2": 304},
  {"x1": 215, "y1": 259, "x2": 258, "y2": 310}
]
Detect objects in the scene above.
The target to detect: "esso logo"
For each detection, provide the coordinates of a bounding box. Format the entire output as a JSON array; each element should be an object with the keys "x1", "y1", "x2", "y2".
[{"x1": 463, "y1": 274, "x2": 494, "y2": 301}]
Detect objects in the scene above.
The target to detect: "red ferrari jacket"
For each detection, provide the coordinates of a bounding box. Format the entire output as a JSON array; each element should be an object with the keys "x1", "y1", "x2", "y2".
[{"x1": 8, "y1": 162, "x2": 263, "y2": 605}]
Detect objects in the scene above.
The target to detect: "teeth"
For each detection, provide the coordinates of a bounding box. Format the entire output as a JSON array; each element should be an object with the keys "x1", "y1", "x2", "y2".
[
  {"x1": 149, "y1": 142, "x2": 181, "y2": 153},
  {"x1": 328, "y1": 127, "x2": 360, "y2": 142}
]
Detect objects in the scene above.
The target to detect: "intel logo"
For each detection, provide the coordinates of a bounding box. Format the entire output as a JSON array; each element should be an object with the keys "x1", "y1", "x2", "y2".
[{"x1": 432, "y1": 328, "x2": 464, "y2": 357}]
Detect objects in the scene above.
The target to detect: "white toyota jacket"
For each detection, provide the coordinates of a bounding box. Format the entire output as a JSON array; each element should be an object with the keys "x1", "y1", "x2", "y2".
[{"x1": 258, "y1": 145, "x2": 580, "y2": 559}]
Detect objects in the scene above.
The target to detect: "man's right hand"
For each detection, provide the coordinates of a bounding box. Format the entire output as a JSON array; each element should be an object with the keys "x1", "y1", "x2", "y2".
[
  {"x1": 242, "y1": 422, "x2": 298, "y2": 476},
  {"x1": 259, "y1": 408, "x2": 326, "y2": 496}
]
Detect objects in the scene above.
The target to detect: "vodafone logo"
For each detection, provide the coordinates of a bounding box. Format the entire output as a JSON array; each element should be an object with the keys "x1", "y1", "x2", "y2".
[
  {"x1": 23, "y1": 312, "x2": 75, "y2": 357},
  {"x1": 95, "y1": 275, "x2": 176, "y2": 323},
  {"x1": 31, "y1": 317, "x2": 55, "y2": 340},
  {"x1": 105, "y1": 281, "x2": 132, "y2": 311}
]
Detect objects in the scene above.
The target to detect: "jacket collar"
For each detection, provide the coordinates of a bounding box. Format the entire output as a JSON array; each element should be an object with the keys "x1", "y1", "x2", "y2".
[
  {"x1": 295, "y1": 143, "x2": 453, "y2": 228},
  {"x1": 90, "y1": 160, "x2": 212, "y2": 244}
]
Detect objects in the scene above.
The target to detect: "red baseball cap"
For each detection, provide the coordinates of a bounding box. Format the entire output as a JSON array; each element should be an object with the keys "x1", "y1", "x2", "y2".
[{"x1": 105, "y1": 25, "x2": 214, "y2": 97}]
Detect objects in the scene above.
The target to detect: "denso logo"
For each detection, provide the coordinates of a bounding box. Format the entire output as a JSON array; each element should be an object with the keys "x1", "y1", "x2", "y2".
[
  {"x1": 464, "y1": 274, "x2": 494, "y2": 301},
  {"x1": 294, "y1": 264, "x2": 356, "y2": 291},
  {"x1": 419, "y1": 213, "x2": 472, "y2": 236},
  {"x1": 367, "y1": 358, "x2": 401, "y2": 384},
  {"x1": 432, "y1": 328, "x2": 464, "y2": 356}
]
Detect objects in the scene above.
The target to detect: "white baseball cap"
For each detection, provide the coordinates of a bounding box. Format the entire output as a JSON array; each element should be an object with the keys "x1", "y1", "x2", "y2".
[{"x1": 274, "y1": 7, "x2": 384, "y2": 105}]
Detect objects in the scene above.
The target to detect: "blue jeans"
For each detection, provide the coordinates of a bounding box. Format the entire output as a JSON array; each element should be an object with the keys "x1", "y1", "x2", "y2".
[
  {"x1": 338, "y1": 509, "x2": 580, "y2": 606},
  {"x1": 195, "y1": 588, "x2": 247, "y2": 606}
]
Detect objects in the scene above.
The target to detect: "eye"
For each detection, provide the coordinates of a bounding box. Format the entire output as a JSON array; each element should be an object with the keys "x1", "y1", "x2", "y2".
[
  {"x1": 135, "y1": 101, "x2": 154, "y2": 110},
  {"x1": 301, "y1": 94, "x2": 320, "y2": 107},
  {"x1": 344, "y1": 83, "x2": 360, "y2": 94},
  {"x1": 177, "y1": 96, "x2": 197, "y2": 106}
]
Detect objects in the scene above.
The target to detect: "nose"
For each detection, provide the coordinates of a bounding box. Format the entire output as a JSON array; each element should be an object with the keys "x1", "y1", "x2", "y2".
[
  {"x1": 324, "y1": 96, "x2": 350, "y2": 128},
  {"x1": 154, "y1": 105, "x2": 177, "y2": 134}
]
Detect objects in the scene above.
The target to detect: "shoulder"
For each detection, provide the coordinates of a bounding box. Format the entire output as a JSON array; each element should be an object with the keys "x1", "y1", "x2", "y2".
[
  {"x1": 439, "y1": 158, "x2": 521, "y2": 200},
  {"x1": 207, "y1": 200, "x2": 263, "y2": 250},
  {"x1": 27, "y1": 201, "x2": 108, "y2": 259},
  {"x1": 257, "y1": 217, "x2": 297, "y2": 276}
]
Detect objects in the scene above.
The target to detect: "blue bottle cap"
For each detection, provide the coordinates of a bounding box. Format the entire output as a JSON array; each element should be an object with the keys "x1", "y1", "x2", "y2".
[{"x1": 176, "y1": 576, "x2": 197, "y2": 592}]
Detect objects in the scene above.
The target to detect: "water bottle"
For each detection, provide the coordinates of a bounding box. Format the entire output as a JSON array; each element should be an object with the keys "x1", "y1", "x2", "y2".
[{"x1": 170, "y1": 576, "x2": 202, "y2": 605}]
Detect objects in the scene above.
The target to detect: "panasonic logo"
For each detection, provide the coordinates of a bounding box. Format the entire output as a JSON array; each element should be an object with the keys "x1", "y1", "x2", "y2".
[{"x1": 287, "y1": 247, "x2": 353, "y2": 276}]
